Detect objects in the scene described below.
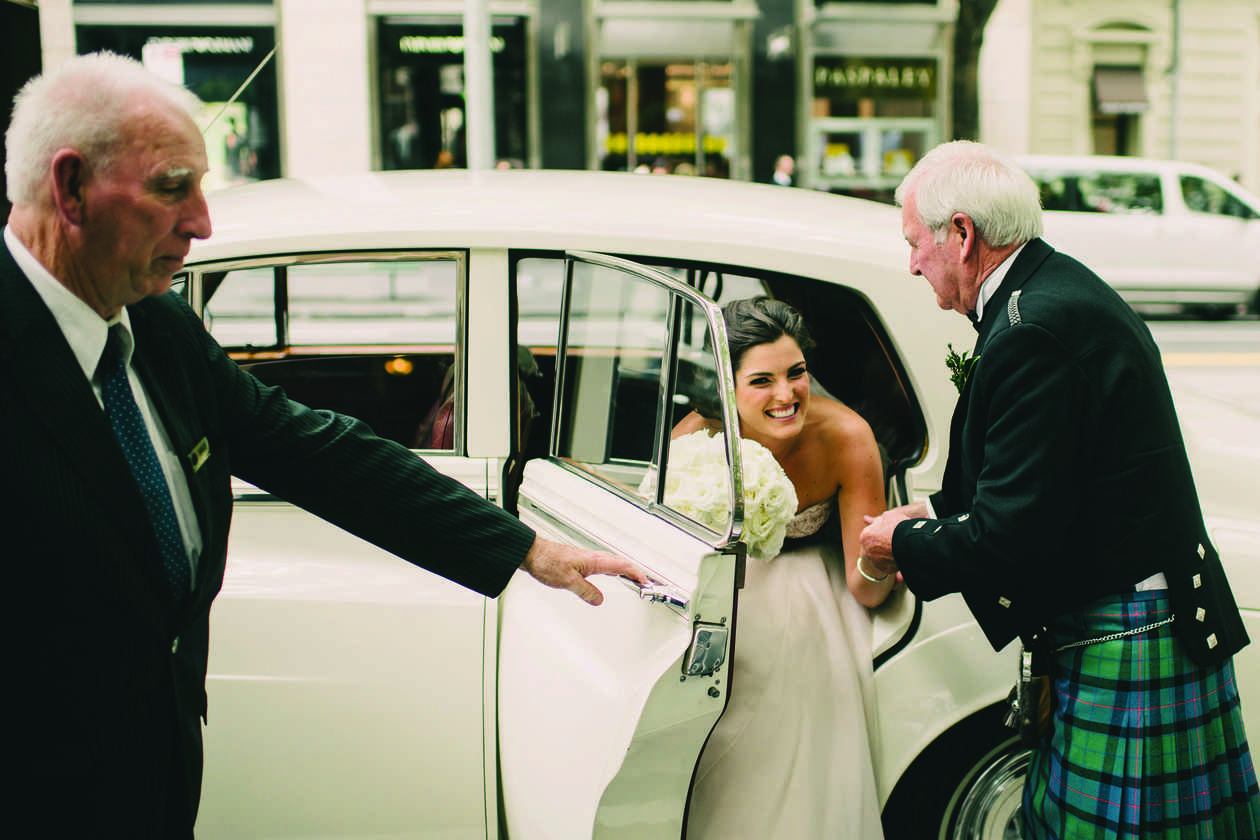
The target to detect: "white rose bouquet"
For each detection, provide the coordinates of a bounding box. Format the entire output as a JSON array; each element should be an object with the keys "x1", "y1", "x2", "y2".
[{"x1": 641, "y1": 430, "x2": 798, "y2": 561}]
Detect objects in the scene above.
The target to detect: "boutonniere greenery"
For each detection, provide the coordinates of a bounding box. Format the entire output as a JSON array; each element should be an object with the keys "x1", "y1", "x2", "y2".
[{"x1": 945, "y1": 343, "x2": 980, "y2": 393}]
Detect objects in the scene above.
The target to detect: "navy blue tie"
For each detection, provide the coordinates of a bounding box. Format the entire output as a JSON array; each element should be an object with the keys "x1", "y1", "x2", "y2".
[{"x1": 98, "y1": 325, "x2": 190, "y2": 608}]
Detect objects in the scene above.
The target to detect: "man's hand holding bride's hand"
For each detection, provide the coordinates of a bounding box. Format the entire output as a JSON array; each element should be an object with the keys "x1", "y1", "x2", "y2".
[{"x1": 858, "y1": 505, "x2": 921, "y2": 579}]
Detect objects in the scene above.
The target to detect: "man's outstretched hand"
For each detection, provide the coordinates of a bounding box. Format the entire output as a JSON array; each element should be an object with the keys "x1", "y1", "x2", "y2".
[{"x1": 522, "y1": 537, "x2": 649, "y2": 605}]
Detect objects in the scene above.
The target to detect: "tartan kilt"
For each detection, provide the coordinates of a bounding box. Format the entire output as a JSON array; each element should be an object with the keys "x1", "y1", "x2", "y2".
[{"x1": 1023, "y1": 590, "x2": 1260, "y2": 839}]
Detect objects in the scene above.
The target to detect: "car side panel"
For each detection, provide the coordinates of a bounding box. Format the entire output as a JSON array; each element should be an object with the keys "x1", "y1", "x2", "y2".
[{"x1": 197, "y1": 460, "x2": 494, "y2": 839}]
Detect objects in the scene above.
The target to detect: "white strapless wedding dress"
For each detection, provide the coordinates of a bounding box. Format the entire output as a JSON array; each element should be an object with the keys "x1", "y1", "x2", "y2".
[{"x1": 686, "y1": 497, "x2": 884, "y2": 839}]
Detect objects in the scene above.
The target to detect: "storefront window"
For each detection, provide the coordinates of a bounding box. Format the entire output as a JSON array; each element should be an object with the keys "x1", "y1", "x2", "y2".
[
  {"x1": 377, "y1": 18, "x2": 528, "y2": 170},
  {"x1": 76, "y1": 24, "x2": 280, "y2": 191},
  {"x1": 809, "y1": 55, "x2": 937, "y2": 197},
  {"x1": 598, "y1": 60, "x2": 734, "y2": 178}
]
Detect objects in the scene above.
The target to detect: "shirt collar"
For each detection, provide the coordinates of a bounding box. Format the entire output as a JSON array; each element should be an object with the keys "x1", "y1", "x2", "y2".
[
  {"x1": 973, "y1": 242, "x2": 1027, "y2": 323},
  {"x1": 4, "y1": 225, "x2": 130, "y2": 382}
]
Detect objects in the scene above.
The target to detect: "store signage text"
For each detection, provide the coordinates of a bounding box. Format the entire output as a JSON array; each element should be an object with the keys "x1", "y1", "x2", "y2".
[
  {"x1": 814, "y1": 58, "x2": 935, "y2": 100},
  {"x1": 400, "y1": 36, "x2": 506, "y2": 55},
  {"x1": 145, "y1": 36, "x2": 256, "y2": 55},
  {"x1": 605, "y1": 132, "x2": 726, "y2": 156}
]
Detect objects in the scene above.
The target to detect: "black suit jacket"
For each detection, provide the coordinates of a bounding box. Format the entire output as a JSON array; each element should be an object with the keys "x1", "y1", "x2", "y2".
[
  {"x1": 892, "y1": 238, "x2": 1247, "y2": 666},
  {"x1": 0, "y1": 241, "x2": 536, "y2": 836}
]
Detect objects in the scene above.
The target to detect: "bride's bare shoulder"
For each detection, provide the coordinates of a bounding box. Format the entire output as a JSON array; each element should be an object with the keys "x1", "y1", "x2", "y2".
[{"x1": 809, "y1": 396, "x2": 874, "y2": 445}]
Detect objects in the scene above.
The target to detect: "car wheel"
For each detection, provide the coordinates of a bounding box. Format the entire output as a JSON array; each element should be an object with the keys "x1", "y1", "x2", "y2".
[
  {"x1": 939, "y1": 739, "x2": 1030, "y2": 840},
  {"x1": 881, "y1": 703, "x2": 1031, "y2": 840}
]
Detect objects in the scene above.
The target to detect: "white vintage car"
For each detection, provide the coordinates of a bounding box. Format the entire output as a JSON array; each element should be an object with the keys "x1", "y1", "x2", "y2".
[
  {"x1": 181, "y1": 170, "x2": 1260, "y2": 840},
  {"x1": 1015, "y1": 154, "x2": 1260, "y2": 319}
]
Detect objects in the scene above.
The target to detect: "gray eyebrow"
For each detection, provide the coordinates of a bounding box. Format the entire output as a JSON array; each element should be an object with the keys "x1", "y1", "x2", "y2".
[{"x1": 155, "y1": 167, "x2": 195, "y2": 181}]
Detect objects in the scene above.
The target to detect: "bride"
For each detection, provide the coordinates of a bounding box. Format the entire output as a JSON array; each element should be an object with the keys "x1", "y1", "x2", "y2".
[{"x1": 676, "y1": 296, "x2": 894, "y2": 839}]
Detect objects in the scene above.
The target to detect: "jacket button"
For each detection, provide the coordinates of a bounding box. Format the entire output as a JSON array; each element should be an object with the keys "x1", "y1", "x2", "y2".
[
  {"x1": 1197, "y1": 607, "x2": 1207, "y2": 623},
  {"x1": 998, "y1": 596, "x2": 1012, "y2": 608},
  {"x1": 1207, "y1": 633, "x2": 1219, "y2": 650},
  {"x1": 171, "y1": 636, "x2": 180, "y2": 654},
  {"x1": 1193, "y1": 573, "x2": 1202, "y2": 589},
  {"x1": 1198, "y1": 544, "x2": 1206, "y2": 559}
]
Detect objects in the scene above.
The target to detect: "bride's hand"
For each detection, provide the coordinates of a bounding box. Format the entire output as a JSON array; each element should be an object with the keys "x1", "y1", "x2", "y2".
[{"x1": 859, "y1": 511, "x2": 908, "y2": 578}]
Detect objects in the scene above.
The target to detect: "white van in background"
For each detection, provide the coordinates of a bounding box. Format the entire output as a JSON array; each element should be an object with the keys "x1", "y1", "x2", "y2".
[{"x1": 1014, "y1": 154, "x2": 1260, "y2": 318}]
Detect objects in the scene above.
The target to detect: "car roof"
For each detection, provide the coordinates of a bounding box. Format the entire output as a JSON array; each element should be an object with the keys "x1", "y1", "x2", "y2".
[
  {"x1": 191, "y1": 169, "x2": 907, "y2": 271},
  {"x1": 1012, "y1": 153, "x2": 1223, "y2": 179}
]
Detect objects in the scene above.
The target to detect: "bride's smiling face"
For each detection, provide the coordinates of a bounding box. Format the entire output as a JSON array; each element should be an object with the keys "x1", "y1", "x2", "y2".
[{"x1": 734, "y1": 335, "x2": 810, "y2": 447}]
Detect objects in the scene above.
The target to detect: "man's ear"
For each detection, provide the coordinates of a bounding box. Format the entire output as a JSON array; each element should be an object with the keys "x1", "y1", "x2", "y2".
[
  {"x1": 952, "y1": 213, "x2": 977, "y2": 260},
  {"x1": 50, "y1": 150, "x2": 88, "y2": 226}
]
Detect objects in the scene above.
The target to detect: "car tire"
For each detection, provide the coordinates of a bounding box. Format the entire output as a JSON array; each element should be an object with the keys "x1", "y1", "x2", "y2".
[{"x1": 881, "y1": 702, "x2": 1031, "y2": 840}]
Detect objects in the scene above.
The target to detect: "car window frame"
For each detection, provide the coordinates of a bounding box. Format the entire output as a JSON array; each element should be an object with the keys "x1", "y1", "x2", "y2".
[
  {"x1": 179, "y1": 249, "x2": 468, "y2": 454},
  {"x1": 553, "y1": 250, "x2": 747, "y2": 552}
]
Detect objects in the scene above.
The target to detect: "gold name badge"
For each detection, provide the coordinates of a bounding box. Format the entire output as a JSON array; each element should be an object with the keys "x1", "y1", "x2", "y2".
[{"x1": 189, "y1": 437, "x2": 210, "y2": 473}]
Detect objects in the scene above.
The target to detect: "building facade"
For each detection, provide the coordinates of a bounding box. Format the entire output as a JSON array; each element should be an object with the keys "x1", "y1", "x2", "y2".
[
  {"x1": 981, "y1": 0, "x2": 1260, "y2": 192},
  {"x1": 29, "y1": 1, "x2": 1255, "y2": 193},
  {"x1": 31, "y1": 0, "x2": 957, "y2": 192}
]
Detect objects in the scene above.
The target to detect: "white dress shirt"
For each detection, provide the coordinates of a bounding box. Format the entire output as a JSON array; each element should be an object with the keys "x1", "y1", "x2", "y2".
[{"x1": 973, "y1": 242, "x2": 1027, "y2": 323}]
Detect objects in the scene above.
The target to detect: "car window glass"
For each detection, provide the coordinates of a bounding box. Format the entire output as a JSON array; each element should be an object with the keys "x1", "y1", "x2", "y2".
[
  {"x1": 201, "y1": 265, "x2": 276, "y2": 347},
  {"x1": 1075, "y1": 171, "x2": 1162, "y2": 214},
  {"x1": 514, "y1": 255, "x2": 761, "y2": 473},
  {"x1": 1033, "y1": 175, "x2": 1075, "y2": 211},
  {"x1": 554, "y1": 260, "x2": 732, "y2": 534},
  {"x1": 198, "y1": 256, "x2": 461, "y2": 451},
  {"x1": 1180, "y1": 175, "x2": 1259, "y2": 219}
]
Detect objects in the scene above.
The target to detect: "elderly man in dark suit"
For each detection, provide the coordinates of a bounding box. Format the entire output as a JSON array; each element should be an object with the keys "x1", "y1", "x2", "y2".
[
  {"x1": 2, "y1": 52, "x2": 642, "y2": 837},
  {"x1": 860, "y1": 140, "x2": 1260, "y2": 837}
]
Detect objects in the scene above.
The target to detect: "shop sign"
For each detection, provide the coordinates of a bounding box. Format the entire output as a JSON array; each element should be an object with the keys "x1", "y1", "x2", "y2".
[
  {"x1": 606, "y1": 132, "x2": 726, "y2": 155},
  {"x1": 144, "y1": 35, "x2": 256, "y2": 55},
  {"x1": 813, "y1": 57, "x2": 935, "y2": 101},
  {"x1": 400, "y1": 35, "x2": 506, "y2": 55}
]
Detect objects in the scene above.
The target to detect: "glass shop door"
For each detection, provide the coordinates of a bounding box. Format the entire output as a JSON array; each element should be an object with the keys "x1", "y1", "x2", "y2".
[{"x1": 597, "y1": 59, "x2": 735, "y2": 179}]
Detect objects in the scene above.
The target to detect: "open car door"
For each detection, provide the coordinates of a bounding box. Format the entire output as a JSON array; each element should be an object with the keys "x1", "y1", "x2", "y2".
[{"x1": 501, "y1": 252, "x2": 747, "y2": 839}]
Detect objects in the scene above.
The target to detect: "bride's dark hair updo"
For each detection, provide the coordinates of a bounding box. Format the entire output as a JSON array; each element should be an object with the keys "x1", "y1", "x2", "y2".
[{"x1": 722, "y1": 296, "x2": 816, "y2": 372}]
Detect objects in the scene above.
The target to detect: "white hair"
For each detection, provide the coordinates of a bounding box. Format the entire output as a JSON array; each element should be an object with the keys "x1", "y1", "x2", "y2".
[
  {"x1": 5, "y1": 51, "x2": 203, "y2": 205},
  {"x1": 895, "y1": 140, "x2": 1043, "y2": 247}
]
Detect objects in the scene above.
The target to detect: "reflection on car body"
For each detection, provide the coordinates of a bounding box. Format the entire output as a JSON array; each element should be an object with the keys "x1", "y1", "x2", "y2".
[{"x1": 182, "y1": 170, "x2": 1260, "y2": 839}]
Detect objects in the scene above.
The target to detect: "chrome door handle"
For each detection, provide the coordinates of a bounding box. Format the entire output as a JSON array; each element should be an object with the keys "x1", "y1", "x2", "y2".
[{"x1": 626, "y1": 577, "x2": 690, "y2": 615}]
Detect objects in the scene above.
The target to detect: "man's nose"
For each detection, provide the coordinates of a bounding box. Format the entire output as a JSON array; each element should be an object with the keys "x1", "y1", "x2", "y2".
[{"x1": 180, "y1": 188, "x2": 213, "y2": 240}]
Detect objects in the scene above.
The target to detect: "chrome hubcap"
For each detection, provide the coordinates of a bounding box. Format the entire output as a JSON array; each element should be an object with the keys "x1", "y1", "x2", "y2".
[{"x1": 950, "y1": 748, "x2": 1030, "y2": 840}]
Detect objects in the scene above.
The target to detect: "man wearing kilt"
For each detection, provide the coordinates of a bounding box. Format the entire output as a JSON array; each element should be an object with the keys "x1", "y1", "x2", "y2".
[{"x1": 860, "y1": 140, "x2": 1260, "y2": 838}]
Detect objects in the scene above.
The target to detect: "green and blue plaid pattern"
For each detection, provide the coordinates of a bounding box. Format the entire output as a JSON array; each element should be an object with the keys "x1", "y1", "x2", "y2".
[{"x1": 1023, "y1": 590, "x2": 1260, "y2": 839}]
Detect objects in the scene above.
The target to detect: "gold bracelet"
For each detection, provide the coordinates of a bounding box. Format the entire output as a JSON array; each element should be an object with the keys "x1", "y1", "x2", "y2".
[{"x1": 857, "y1": 554, "x2": 890, "y2": 583}]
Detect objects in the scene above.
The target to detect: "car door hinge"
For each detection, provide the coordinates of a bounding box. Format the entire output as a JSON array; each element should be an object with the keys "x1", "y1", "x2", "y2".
[{"x1": 683, "y1": 620, "x2": 729, "y2": 678}]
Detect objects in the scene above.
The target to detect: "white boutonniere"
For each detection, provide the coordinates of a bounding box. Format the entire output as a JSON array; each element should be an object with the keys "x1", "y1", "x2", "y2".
[
  {"x1": 945, "y1": 343, "x2": 980, "y2": 394},
  {"x1": 640, "y1": 430, "x2": 798, "y2": 561}
]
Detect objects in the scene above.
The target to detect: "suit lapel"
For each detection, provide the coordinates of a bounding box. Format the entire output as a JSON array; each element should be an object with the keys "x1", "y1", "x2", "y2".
[
  {"x1": 974, "y1": 238, "x2": 1053, "y2": 353},
  {"x1": 939, "y1": 239, "x2": 1056, "y2": 508}
]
